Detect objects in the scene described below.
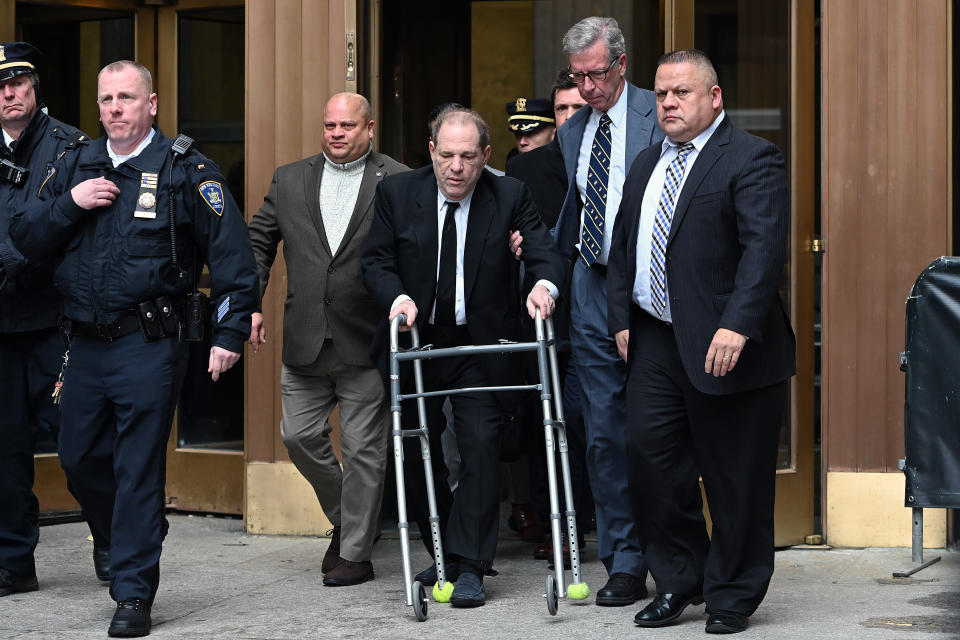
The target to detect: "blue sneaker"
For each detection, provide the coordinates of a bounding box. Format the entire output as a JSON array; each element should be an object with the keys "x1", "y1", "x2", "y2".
[{"x1": 450, "y1": 571, "x2": 485, "y2": 607}]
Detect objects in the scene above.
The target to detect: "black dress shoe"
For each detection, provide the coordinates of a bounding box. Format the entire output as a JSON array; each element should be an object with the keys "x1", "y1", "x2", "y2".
[
  {"x1": 321, "y1": 526, "x2": 341, "y2": 573},
  {"x1": 706, "y1": 610, "x2": 748, "y2": 633},
  {"x1": 0, "y1": 567, "x2": 39, "y2": 597},
  {"x1": 634, "y1": 592, "x2": 704, "y2": 627},
  {"x1": 595, "y1": 572, "x2": 648, "y2": 606},
  {"x1": 94, "y1": 545, "x2": 111, "y2": 583},
  {"x1": 108, "y1": 598, "x2": 151, "y2": 637}
]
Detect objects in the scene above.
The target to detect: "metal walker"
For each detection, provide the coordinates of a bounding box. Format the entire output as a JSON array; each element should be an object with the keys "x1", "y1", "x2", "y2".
[{"x1": 389, "y1": 311, "x2": 589, "y2": 621}]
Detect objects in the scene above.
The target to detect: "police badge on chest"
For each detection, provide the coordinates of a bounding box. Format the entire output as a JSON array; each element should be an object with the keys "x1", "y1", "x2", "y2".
[{"x1": 134, "y1": 171, "x2": 159, "y2": 219}]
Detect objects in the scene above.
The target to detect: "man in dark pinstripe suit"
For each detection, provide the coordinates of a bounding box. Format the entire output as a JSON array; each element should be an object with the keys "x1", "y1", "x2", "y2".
[{"x1": 607, "y1": 50, "x2": 796, "y2": 634}]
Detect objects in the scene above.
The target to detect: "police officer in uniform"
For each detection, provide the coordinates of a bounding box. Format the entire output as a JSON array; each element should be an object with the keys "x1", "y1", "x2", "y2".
[
  {"x1": 0, "y1": 42, "x2": 97, "y2": 597},
  {"x1": 504, "y1": 97, "x2": 556, "y2": 160},
  {"x1": 11, "y1": 60, "x2": 258, "y2": 637}
]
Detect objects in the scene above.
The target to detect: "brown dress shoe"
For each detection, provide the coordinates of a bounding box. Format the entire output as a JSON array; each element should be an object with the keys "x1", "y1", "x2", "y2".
[
  {"x1": 322, "y1": 559, "x2": 374, "y2": 586},
  {"x1": 321, "y1": 526, "x2": 341, "y2": 573},
  {"x1": 507, "y1": 504, "x2": 545, "y2": 542}
]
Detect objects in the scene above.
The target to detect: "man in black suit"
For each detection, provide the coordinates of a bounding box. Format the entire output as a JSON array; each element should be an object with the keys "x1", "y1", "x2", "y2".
[
  {"x1": 363, "y1": 106, "x2": 564, "y2": 607},
  {"x1": 607, "y1": 50, "x2": 796, "y2": 633}
]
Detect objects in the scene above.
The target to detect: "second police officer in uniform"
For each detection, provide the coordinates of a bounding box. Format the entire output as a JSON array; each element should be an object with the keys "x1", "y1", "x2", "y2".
[
  {"x1": 11, "y1": 60, "x2": 258, "y2": 638},
  {"x1": 0, "y1": 41, "x2": 96, "y2": 597}
]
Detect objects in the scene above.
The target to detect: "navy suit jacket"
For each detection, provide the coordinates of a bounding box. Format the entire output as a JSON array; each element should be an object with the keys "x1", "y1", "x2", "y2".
[
  {"x1": 553, "y1": 82, "x2": 664, "y2": 260},
  {"x1": 608, "y1": 116, "x2": 796, "y2": 395}
]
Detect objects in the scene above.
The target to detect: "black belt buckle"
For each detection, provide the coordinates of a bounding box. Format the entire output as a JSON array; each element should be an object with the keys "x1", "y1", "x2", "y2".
[
  {"x1": 95, "y1": 322, "x2": 113, "y2": 342},
  {"x1": 0, "y1": 158, "x2": 28, "y2": 187}
]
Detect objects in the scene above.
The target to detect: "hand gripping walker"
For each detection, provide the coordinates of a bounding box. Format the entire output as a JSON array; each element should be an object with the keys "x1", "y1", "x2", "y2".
[{"x1": 389, "y1": 311, "x2": 589, "y2": 621}]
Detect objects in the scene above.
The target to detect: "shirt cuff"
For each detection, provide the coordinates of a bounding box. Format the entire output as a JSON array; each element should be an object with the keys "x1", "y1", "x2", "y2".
[
  {"x1": 390, "y1": 294, "x2": 413, "y2": 312},
  {"x1": 534, "y1": 279, "x2": 559, "y2": 300}
]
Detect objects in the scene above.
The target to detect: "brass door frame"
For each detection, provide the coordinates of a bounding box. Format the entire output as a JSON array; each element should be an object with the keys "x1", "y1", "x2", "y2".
[
  {"x1": 157, "y1": 0, "x2": 245, "y2": 514},
  {"x1": 668, "y1": 0, "x2": 817, "y2": 546}
]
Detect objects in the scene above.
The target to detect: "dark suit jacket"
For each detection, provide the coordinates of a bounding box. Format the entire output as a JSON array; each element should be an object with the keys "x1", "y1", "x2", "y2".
[
  {"x1": 553, "y1": 82, "x2": 664, "y2": 261},
  {"x1": 248, "y1": 150, "x2": 408, "y2": 367},
  {"x1": 505, "y1": 139, "x2": 566, "y2": 230},
  {"x1": 362, "y1": 165, "x2": 565, "y2": 382},
  {"x1": 608, "y1": 116, "x2": 796, "y2": 395}
]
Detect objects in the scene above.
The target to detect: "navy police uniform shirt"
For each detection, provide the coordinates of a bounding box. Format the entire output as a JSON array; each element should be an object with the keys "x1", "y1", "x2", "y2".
[
  {"x1": 0, "y1": 109, "x2": 86, "y2": 333},
  {"x1": 11, "y1": 127, "x2": 258, "y2": 353}
]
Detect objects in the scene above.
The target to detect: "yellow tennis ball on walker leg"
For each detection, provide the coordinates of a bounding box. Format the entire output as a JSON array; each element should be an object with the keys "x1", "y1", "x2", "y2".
[{"x1": 433, "y1": 580, "x2": 454, "y2": 603}]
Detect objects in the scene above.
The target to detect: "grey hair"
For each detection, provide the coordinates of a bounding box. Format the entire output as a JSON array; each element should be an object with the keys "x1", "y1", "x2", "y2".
[
  {"x1": 431, "y1": 106, "x2": 490, "y2": 150},
  {"x1": 561, "y1": 16, "x2": 626, "y2": 60},
  {"x1": 99, "y1": 60, "x2": 153, "y2": 93},
  {"x1": 657, "y1": 50, "x2": 719, "y2": 87}
]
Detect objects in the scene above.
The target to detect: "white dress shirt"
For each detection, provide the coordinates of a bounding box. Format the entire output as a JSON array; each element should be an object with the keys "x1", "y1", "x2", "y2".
[
  {"x1": 2, "y1": 129, "x2": 16, "y2": 152},
  {"x1": 107, "y1": 128, "x2": 156, "y2": 167},
  {"x1": 390, "y1": 186, "x2": 558, "y2": 324},
  {"x1": 633, "y1": 111, "x2": 726, "y2": 322},
  {"x1": 575, "y1": 85, "x2": 628, "y2": 265}
]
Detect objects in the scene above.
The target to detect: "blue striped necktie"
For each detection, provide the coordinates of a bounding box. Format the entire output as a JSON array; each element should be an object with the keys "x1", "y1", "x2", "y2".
[
  {"x1": 650, "y1": 142, "x2": 696, "y2": 316},
  {"x1": 580, "y1": 113, "x2": 612, "y2": 266}
]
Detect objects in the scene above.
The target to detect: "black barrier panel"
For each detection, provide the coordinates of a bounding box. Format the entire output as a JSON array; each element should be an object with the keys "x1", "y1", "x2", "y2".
[{"x1": 903, "y1": 256, "x2": 960, "y2": 508}]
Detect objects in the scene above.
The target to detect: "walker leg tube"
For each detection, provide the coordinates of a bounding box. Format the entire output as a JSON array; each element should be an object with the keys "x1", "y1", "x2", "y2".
[
  {"x1": 390, "y1": 322, "x2": 414, "y2": 608},
  {"x1": 546, "y1": 319, "x2": 586, "y2": 593},
  {"x1": 410, "y1": 330, "x2": 449, "y2": 595},
  {"x1": 536, "y1": 315, "x2": 566, "y2": 599}
]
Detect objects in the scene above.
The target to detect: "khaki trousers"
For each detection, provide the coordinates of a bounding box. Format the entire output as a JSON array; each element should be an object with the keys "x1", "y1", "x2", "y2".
[{"x1": 280, "y1": 343, "x2": 388, "y2": 562}]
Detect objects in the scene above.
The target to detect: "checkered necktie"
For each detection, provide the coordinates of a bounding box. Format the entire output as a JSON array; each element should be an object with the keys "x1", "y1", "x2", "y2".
[
  {"x1": 579, "y1": 113, "x2": 612, "y2": 266},
  {"x1": 650, "y1": 142, "x2": 696, "y2": 316}
]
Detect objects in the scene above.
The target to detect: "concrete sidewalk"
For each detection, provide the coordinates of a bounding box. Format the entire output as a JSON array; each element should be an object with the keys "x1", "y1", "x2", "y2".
[{"x1": 1, "y1": 514, "x2": 957, "y2": 639}]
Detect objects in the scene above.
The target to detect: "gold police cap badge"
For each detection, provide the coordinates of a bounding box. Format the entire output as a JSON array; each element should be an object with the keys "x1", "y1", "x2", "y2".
[{"x1": 515, "y1": 97, "x2": 527, "y2": 112}]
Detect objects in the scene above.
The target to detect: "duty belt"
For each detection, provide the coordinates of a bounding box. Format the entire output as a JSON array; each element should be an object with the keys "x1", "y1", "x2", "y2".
[{"x1": 69, "y1": 311, "x2": 141, "y2": 342}]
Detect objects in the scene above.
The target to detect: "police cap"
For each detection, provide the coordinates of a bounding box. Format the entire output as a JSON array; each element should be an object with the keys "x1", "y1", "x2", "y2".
[
  {"x1": 0, "y1": 42, "x2": 41, "y2": 82},
  {"x1": 505, "y1": 97, "x2": 555, "y2": 134}
]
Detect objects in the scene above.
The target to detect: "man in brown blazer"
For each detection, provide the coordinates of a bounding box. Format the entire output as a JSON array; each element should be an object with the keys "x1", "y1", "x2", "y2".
[{"x1": 248, "y1": 92, "x2": 408, "y2": 586}]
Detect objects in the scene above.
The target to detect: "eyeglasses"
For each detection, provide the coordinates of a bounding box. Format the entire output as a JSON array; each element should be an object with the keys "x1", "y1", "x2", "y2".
[{"x1": 568, "y1": 58, "x2": 619, "y2": 85}]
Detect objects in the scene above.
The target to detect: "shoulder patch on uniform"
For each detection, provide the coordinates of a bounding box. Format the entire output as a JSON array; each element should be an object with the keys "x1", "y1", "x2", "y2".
[
  {"x1": 217, "y1": 296, "x2": 230, "y2": 323},
  {"x1": 199, "y1": 180, "x2": 224, "y2": 216}
]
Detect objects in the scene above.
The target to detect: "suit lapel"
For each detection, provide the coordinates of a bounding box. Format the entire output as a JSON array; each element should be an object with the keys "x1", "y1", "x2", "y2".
[
  {"x1": 667, "y1": 118, "x2": 730, "y2": 246},
  {"x1": 625, "y1": 84, "x2": 656, "y2": 169},
  {"x1": 334, "y1": 153, "x2": 384, "y2": 257},
  {"x1": 414, "y1": 174, "x2": 440, "y2": 304},
  {"x1": 303, "y1": 154, "x2": 333, "y2": 257},
  {"x1": 463, "y1": 176, "x2": 494, "y2": 305},
  {"x1": 560, "y1": 107, "x2": 588, "y2": 186},
  {"x1": 627, "y1": 149, "x2": 662, "y2": 265}
]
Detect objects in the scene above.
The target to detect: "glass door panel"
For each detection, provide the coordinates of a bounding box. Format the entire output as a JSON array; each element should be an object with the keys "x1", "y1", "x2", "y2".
[{"x1": 687, "y1": 0, "x2": 816, "y2": 545}]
